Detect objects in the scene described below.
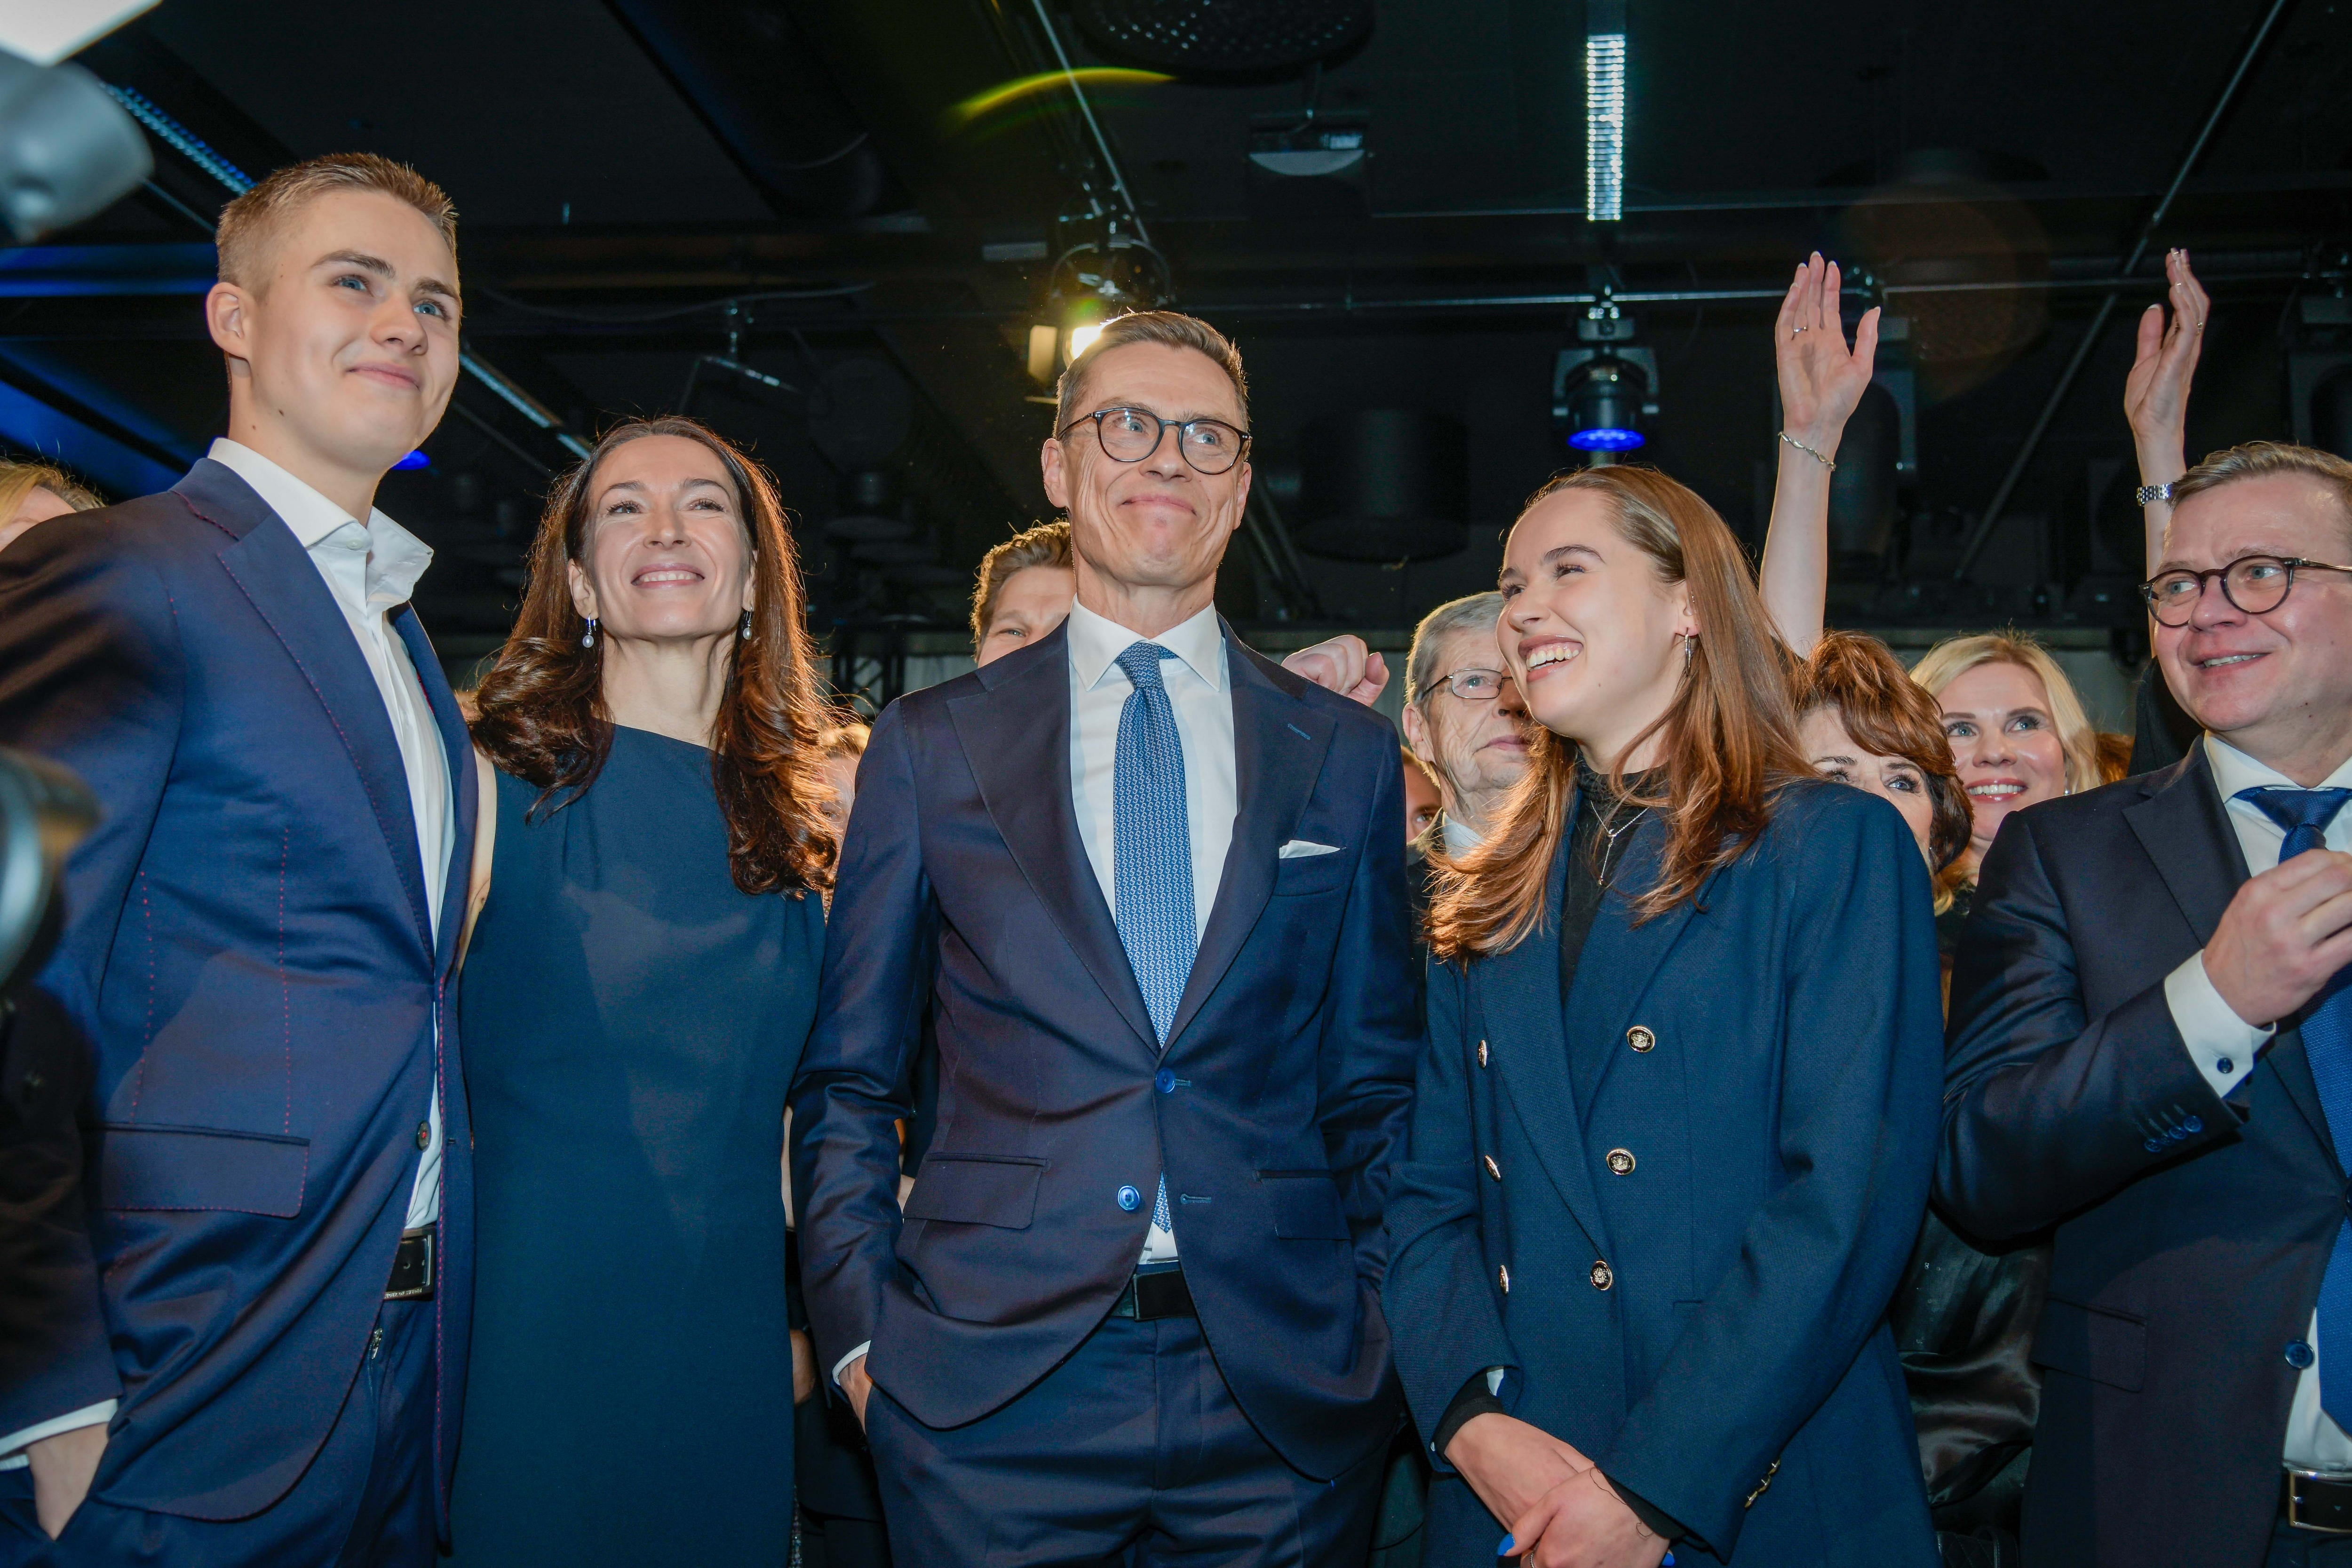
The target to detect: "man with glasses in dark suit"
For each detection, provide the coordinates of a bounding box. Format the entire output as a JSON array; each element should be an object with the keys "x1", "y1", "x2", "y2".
[{"x1": 1941, "y1": 441, "x2": 2352, "y2": 1566}]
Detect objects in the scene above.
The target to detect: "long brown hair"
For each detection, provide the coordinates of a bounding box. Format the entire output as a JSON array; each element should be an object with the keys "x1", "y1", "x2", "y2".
[
  {"x1": 1426, "y1": 467, "x2": 1810, "y2": 959},
  {"x1": 469, "y1": 415, "x2": 840, "y2": 895}
]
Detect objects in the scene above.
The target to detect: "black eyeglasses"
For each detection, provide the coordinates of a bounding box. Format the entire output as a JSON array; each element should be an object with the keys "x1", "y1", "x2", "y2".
[
  {"x1": 1422, "y1": 668, "x2": 1511, "y2": 703},
  {"x1": 1060, "y1": 406, "x2": 1251, "y2": 475},
  {"x1": 2137, "y1": 553, "x2": 2352, "y2": 626}
]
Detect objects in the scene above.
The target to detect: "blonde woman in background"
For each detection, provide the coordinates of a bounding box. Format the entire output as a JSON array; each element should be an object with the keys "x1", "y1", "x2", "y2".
[
  {"x1": 1912, "y1": 632, "x2": 2109, "y2": 890},
  {"x1": 0, "y1": 461, "x2": 103, "y2": 554}
]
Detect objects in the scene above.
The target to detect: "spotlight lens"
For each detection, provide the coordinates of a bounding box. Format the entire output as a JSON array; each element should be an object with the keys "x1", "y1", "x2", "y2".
[
  {"x1": 1567, "y1": 427, "x2": 1645, "y2": 452},
  {"x1": 1066, "y1": 324, "x2": 1104, "y2": 361},
  {"x1": 393, "y1": 450, "x2": 432, "y2": 471}
]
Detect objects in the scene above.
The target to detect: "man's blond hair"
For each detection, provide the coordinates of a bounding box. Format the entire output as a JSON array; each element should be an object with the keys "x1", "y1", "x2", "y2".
[
  {"x1": 1052, "y1": 310, "x2": 1248, "y2": 434},
  {"x1": 215, "y1": 153, "x2": 458, "y2": 291},
  {"x1": 2170, "y1": 440, "x2": 2352, "y2": 548},
  {"x1": 969, "y1": 519, "x2": 1073, "y2": 649}
]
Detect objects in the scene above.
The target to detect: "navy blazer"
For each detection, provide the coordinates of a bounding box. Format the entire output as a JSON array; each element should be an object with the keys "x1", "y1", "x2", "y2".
[
  {"x1": 788, "y1": 618, "x2": 1422, "y2": 1480},
  {"x1": 0, "y1": 462, "x2": 475, "y2": 1529},
  {"x1": 1939, "y1": 746, "x2": 2338, "y2": 1567},
  {"x1": 1383, "y1": 780, "x2": 1941, "y2": 1565}
]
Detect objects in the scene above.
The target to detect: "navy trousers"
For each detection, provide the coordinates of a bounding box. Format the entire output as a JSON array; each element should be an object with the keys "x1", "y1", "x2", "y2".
[
  {"x1": 0, "y1": 1297, "x2": 437, "y2": 1568},
  {"x1": 866, "y1": 1312, "x2": 1383, "y2": 1568}
]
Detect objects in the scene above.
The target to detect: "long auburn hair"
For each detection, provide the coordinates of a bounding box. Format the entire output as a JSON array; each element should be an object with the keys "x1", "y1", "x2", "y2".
[
  {"x1": 469, "y1": 415, "x2": 839, "y2": 895},
  {"x1": 1426, "y1": 467, "x2": 1810, "y2": 959}
]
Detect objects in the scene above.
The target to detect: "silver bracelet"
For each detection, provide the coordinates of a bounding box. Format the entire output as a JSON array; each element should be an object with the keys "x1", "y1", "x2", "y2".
[{"x1": 1779, "y1": 430, "x2": 1835, "y2": 472}]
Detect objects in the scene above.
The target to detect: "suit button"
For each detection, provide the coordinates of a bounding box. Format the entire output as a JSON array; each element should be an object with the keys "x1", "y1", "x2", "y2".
[
  {"x1": 1154, "y1": 1069, "x2": 1176, "y2": 1094},
  {"x1": 1626, "y1": 1026, "x2": 1655, "y2": 1053},
  {"x1": 1482, "y1": 1155, "x2": 1502, "y2": 1181},
  {"x1": 1589, "y1": 1260, "x2": 1613, "y2": 1291},
  {"x1": 2216, "y1": 1058, "x2": 2234, "y2": 1075},
  {"x1": 2289, "y1": 1340, "x2": 2318, "y2": 1369},
  {"x1": 1605, "y1": 1148, "x2": 1635, "y2": 1176},
  {"x1": 415, "y1": 1122, "x2": 431, "y2": 1151},
  {"x1": 2184, "y1": 1114, "x2": 2203, "y2": 1135},
  {"x1": 1116, "y1": 1185, "x2": 1142, "y2": 1211},
  {"x1": 1478, "y1": 1039, "x2": 1489, "y2": 1067},
  {"x1": 1498, "y1": 1264, "x2": 1510, "y2": 1294},
  {"x1": 2144, "y1": 1138, "x2": 2164, "y2": 1153}
]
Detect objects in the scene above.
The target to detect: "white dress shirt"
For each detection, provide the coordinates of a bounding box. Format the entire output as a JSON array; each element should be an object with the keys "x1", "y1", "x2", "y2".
[
  {"x1": 0, "y1": 442, "x2": 455, "y2": 1467},
  {"x1": 834, "y1": 598, "x2": 1241, "y2": 1389},
  {"x1": 1439, "y1": 814, "x2": 1485, "y2": 856},
  {"x1": 2162, "y1": 732, "x2": 2352, "y2": 1471}
]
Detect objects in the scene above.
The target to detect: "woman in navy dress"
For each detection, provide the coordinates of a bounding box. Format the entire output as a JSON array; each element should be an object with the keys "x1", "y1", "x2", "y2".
[
  {"x1": 450, "y1": 415, "x2": 839, "y2": 1566},
  {"x1": 1383, "y1": 466, "x2": 1943, "y2": 1567}
]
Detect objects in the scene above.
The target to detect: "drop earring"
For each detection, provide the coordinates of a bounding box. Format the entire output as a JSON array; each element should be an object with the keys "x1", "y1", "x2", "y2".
[
  {"x1": 581, "y1": 616, "x2": 597, "y2": 650},
  {"x1": 1681, "y1": 633, "x2": 1697, "y2": 667},
  {"x1": 739, "y1": 610, "x2": 753, "y2": 641}
]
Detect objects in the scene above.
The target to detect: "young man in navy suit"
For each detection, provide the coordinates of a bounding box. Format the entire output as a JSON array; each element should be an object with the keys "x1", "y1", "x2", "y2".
[
  {"x1": 1942, "y1": 442, "x2": 2352, "y2": 1566},
  {"x1": 792, "y1": 310, "x2": 1423, "y2": 1565},
  {"x1": 0, "y1": 154, "x2": 475, "y2": 1566}
]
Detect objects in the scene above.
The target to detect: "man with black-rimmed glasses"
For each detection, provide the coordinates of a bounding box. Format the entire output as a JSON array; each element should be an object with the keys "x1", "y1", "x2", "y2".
[{"x1": 1941, "y1": 441, "x2": 2352, "y2": 1566}]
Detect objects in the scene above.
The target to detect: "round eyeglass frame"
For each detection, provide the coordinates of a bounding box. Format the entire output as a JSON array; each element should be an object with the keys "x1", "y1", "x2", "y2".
[
  {"x1": 1422, "y1": 668, "x2": 1512, "y2": 703},
  {"x1": 2137, "y1": 553, "x2": 2352, "y2": 627},
  {"x1": 1059, "y1": 406, "x2": 1252, "y2": 476}
]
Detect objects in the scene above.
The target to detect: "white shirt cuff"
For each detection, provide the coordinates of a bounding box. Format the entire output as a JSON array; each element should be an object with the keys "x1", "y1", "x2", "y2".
[
  {"x1": 0, "y1": 1401, "x2": 117, "y2": 1470},
  {"x1": 2164, "y1": 950, "x2": 2273, "y2": 1098},
  {"x1": 832, "y1": 1343, "x2": 871, "y2": 1389}
]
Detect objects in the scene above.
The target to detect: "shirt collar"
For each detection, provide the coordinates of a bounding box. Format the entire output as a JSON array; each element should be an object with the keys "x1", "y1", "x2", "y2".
[
  {"x1": 208, "y1": 438, "x2": 434, "y2": 610},
  {"x1": 2203, "y1": 732, "x2": 2352, "y2": 800},
  {"x1": 1440, "y1": 813, "x2": 1485, "y2": 855},
  {"x1": 1065, "y1": 597, "x2": 1227, "y2": 694}
]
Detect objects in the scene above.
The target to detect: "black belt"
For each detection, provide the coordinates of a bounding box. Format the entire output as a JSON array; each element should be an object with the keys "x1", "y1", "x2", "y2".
[
  {"x1": 385, "y1": 1226, "x2": 434, "y2": 1301},
  {"x1": 1111, "y1": 1266, "x2": 1194, "y2": 1321},
  {"x1": 2285, "y1": 1468, "x2": 2352, "y2": 1533}
]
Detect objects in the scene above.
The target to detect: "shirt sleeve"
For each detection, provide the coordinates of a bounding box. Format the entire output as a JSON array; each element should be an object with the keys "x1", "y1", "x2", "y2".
[
  {"x1": 832, "y1": 1341, "x2": 871, "y2": 1389},
  {"x1": 0, "y1": 1400, "x2": 114, "y2": 1470},
  {"x1": 2163, "y1": 951, "x2": 2271, "y2": 1098}
]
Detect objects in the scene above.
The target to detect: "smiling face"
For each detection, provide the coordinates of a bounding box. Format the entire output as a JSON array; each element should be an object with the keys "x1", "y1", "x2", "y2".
[
  {"x1": 1497, "y1": 487, "x2": 1694, "y2": 769},
  {"x1": 2157, "y1": 473, "x2": 2352, "y2": 776},
  {"x1": 1937, "y1": 658, "x2": 2067, "y2": 861},
  {"x1": 0, "y1": 485, "x2": 75, "y2": 555},
  {"x1": 565, "y1": 434, "x2": 756, "y2": 643},
  {"x1": 976, "y1": 563, "x2": 1077, "y2": 667},
  {"x1": 206, "y1": 189, "x2": 460, "y2": 488},
  {"x1": 1801, "y1": 704, "x2": 1936, "y2": 864},
  {"x1": 1402, "y1": 621, "x2": 1530, "y2": 826},
  {"x1": 1041, "y1": 341, "x2": 1249, "y2": 618}
]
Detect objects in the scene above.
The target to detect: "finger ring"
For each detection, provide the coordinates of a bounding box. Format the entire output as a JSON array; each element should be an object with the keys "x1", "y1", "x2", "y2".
[{"x1": 1791, "y1": 325, "x2": 1808, "y2": 335}]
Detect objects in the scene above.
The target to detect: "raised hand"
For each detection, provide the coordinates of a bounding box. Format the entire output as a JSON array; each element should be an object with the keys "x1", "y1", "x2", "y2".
[
  {"x1": 2125, "y1": 248, "x2": 2210, "y2": 457},
  {"x1": 1774, "y1": 252, "x2": 1882, "y2": 460}
]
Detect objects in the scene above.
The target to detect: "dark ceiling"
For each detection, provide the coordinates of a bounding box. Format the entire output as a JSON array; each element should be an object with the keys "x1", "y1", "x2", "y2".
[{"x1": 6, "y1": 0, "x2": 2352, "y2": 677}]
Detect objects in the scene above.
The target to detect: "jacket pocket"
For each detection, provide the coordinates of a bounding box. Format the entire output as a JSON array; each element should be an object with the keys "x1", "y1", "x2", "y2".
[
  {"x1": 1270, "y1": 848, "x2": 1352, "y2": 898},
  {"x1": 1258, "y1": 1170, "x2": 1351, "y2": 1239},
  {"x1": 903, "y1": 1153, "x2": 1046, "y2": 1230},
  {"x1": 90, "y1": 1122, "x2": 310, "y2": 1218},
  {"x1": 2032, "y1": 1296, "x2": 2146, "y2": 1391}
]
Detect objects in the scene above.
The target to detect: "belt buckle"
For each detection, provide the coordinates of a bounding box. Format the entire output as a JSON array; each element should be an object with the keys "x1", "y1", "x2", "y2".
[
  {"x1": 2286, "y1": 1468, "x2": 2352, "y2": 1535},
  {"x1": 384, "y1": 1226, "x2": 435, "y2": 1301}
]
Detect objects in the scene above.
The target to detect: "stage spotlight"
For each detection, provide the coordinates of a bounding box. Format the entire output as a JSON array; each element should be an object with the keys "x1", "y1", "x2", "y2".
[
  {"x1": 0, "y1": 46, "x2": 150, "y2": 242},
  {"x1": 1584, "y1": 0, "x2": 1626, "y2": 223},
  {"x1": 1024, "y1": 215, "x2": 1173, "y2": 382},
  {"x1": 1552, "y1": 302, "x2": 1659, "y2": 463},
  {"x1": 1067, "y1": 323, "x2": 1104, "y2": 362}
]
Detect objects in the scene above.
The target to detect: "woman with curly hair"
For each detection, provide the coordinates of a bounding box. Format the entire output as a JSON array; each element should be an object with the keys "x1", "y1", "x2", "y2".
[{"x1": 449, "y1": 416, "x2": 839, "y2": 1567}]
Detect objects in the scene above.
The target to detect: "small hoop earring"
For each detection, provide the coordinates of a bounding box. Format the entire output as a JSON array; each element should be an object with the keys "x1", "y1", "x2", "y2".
[
  {"x1": 580, "y1": 616, "x2": 597, "y2": 650},
  {"x1": 739, "y1": 610, "x2": 754, "y2": 641}
]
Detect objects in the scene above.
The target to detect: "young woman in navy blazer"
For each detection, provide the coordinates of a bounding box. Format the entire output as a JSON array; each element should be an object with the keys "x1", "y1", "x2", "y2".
[{"x1": 1383, "y1": 466, "x2": 1945, "y2": 1568}]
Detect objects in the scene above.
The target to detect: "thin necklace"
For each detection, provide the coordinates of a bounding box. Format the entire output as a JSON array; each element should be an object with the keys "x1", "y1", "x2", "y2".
[{"x1": 1593, "y1": 789, "x2": 1650, "y2": 889}]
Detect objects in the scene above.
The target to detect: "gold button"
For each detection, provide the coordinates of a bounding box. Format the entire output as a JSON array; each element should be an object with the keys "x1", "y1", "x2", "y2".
[
  {"x1": 1498, "y1": 1264, "x2": 1511, "y2": 1294},
  {"x1": 1477, "y1": 1039, "x2": 1489, "y2": 1067},
  {"x1": 1605, "y1": 1148, "x2": 1635, "y2": 1176},
  {"x1": 415, "y1": 1122, "x2": 431, "y2": 1151},
  {"x1": 1482, "y1": 1154, "x2": 1502, "y2": 1181},
  {"x1": 1589, "y1": 1259, "x2": 1613, "y2": 1291},
  {"x1": 1744, "y1": 1458, "x2": 1781, "y2": 1508},
  {"x1": 1626, "y1": 1025, "x2": 1655, "y2": 1053}
]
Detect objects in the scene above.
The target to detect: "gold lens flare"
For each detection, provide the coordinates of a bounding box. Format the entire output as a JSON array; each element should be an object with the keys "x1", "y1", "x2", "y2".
[{"x1": 945, "y1": 69, "x2": 1172, "y2": 132}]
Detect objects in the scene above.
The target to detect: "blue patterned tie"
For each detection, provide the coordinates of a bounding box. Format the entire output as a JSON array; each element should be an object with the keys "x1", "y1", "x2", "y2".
[
  {"x1": 1112, "y1": 642, "x2": 1197, "y2": 1241},
  {"x1": 2239, "y1": 785, "x2": 2352, "y2": 1425}
]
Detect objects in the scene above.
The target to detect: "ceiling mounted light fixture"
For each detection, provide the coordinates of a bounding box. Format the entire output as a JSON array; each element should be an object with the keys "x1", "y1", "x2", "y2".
[{"x1": 1584, "y1": 0, "x2": 1626, "y2": 223}]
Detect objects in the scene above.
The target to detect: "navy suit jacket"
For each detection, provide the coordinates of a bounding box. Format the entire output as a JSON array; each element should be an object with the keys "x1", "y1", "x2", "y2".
[
  {"x1": 1383, "y1": 781, "x2": 1941, "y2": 1565},
  {"x1": 1939, "y1": 745, "x2": 2337, "y2": 1567},
  {"x1": 0, "y1": 461, "x2": 475, "y2": 1529},
  {"x1": 788, "y1": 618, "x2": 1421, "y2": 1480}
]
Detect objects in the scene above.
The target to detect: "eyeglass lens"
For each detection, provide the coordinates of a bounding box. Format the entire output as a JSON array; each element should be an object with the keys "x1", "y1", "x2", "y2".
[
  {"x1": 1444, "y1": 670, "x2": 1505, "y2": 700},
  {"x1": 1093, "y1": 408, "x2": 1244, "y2": 473},
  {"x1": 2147, "y1": 557, "x2": 2293, "y2": 624}
]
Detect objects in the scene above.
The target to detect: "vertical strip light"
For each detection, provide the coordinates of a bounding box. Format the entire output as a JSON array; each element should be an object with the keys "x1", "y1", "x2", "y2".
[{"x1": 1584, "y1": 0, "x2": 1627, "y2": 223}]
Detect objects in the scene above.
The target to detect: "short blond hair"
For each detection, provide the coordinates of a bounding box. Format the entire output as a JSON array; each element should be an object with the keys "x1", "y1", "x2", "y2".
[
  {"x1": 0, "y1": 460, "x2": 102, "y2": 518},
  {"x1": 2170, "y1": 439, "x2": 2352, "y2": 548},
  {"x1": 970, "y1": 519, "x2": 1073, "y2": 649},
  {"x1": 216, "y1": 153, "x2": 458, "y2": 290},
  {"x1": 1053, "y1": 310, "x2": 1249, "y2": 434},
  {"x1": 1912, "y1": 630, "x2": 2104, "y2": 795}
]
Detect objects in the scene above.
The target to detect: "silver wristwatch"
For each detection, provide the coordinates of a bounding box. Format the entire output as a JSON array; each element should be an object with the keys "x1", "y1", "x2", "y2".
[{"x1": 2134, "y1": 482, "x2": 2174, "y2": 507}]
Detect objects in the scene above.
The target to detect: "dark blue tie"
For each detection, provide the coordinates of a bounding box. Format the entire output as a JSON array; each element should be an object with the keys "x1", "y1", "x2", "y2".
[
  {"x1": 2238, "y1": 785, "x2": 2352, "y2": 1425},
  {"x1": 1112, "y1": 642, "x2": 1197, "y2": 1240}
]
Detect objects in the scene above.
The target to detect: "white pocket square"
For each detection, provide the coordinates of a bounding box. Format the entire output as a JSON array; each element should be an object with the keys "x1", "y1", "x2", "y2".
[{"x1": 1278, "y1": 839, "x2": 1342, "y2": 859}]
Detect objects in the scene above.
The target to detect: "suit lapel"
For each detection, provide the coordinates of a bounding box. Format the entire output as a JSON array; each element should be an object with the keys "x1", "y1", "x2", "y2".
[
  {"x1": 1572, "y1": 813, "x2": 1698, "y2": 1110},
  {"x1": 950, "y1": 626, "x2": 1159, "y2": 1055},
  {"x1": 183, "y1": 467, "x2": 434, "y2": 960},
  {"x1": 1163, "y1": 633, "x2": 1332, "y2": 1050},
  {"x1": 393, "y1": 604, "x2": 476, "y2": 980},
  {"x1": 1486, "y1": 839, "x2": 1613, "y2": 1256},
  {"x1": 2125, "y1": 745, "x2": 2331, "y2": 1149}
]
